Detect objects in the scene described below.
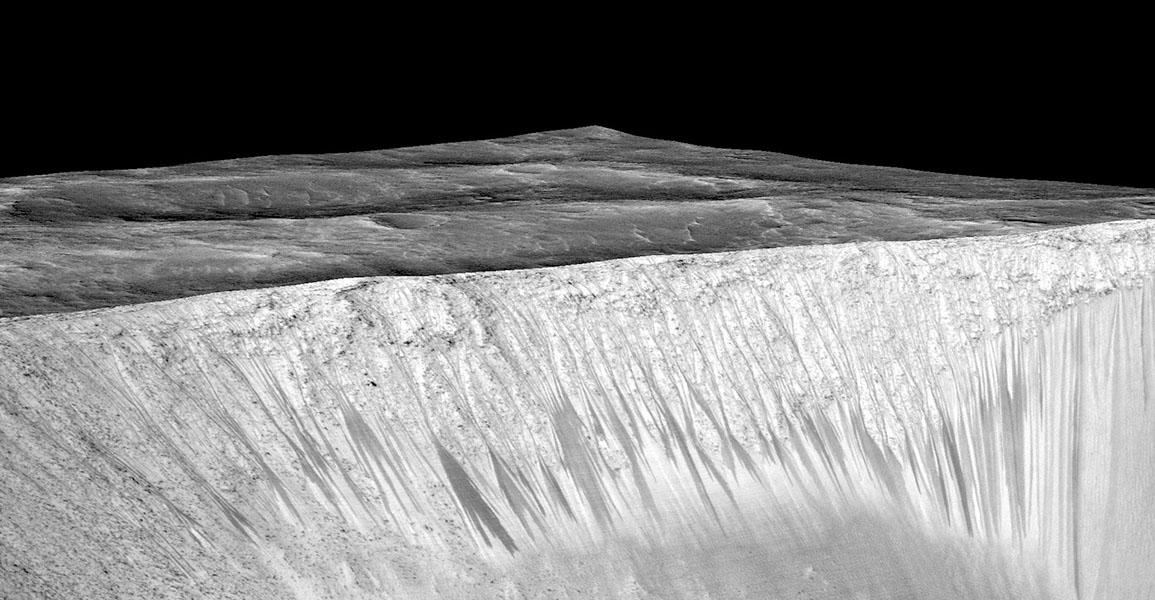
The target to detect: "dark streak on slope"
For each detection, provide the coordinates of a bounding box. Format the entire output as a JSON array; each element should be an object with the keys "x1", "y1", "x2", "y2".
[
  {"x1": 1, "y1": 223, "x2": 1154, "y2": 598},
  {"x1": 435, "y1": 439, "x2": 517, "y2": 554}
]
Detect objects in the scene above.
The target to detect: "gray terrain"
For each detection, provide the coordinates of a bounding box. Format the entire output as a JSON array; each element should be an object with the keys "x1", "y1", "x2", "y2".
[
  {"x1": 1, "y1": 128, "x2": 1153, "y2": 599},
  {"x1": 2, "y1": 126, "x2": 1152, "y2": 318}
]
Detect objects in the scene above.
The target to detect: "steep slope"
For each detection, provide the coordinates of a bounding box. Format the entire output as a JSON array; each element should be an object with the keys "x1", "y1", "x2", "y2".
[
  {"x1": 2, "y1": 220, "x2": 1154, "y2": 598},
  {"x1": 3, "y1": 126, "x2": 1153, "y2": 317}
]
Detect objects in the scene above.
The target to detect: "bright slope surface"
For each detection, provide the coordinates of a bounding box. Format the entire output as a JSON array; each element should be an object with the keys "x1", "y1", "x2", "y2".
[{"x1": 2, "y1": 221, "x2": 1154, "y2": 598}]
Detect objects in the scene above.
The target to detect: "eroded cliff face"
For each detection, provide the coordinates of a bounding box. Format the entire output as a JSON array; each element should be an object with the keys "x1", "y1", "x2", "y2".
[{"x1": 2, "y1": 221, "x2": 1154, "y2": 599}]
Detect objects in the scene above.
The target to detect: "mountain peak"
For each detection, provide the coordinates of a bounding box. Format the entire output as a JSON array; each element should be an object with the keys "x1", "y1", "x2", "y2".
[{"x1": 558, "y1": 125, "x2": 629, "y2": 139}]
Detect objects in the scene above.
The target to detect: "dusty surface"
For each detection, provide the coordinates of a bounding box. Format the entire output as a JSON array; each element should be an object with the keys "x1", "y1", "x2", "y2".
[
  {"x1": 2, "y1": 220, "x2": 1154, "y2": 598},
  {"x1": 3, "y1": 125, "x2": 1154, "y2": 317}
]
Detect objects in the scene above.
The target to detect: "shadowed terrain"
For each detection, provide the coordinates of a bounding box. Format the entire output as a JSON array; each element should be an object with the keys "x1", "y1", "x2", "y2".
[{"x1": 2, "y1": 126, "x2": 1153, "y2": 317}]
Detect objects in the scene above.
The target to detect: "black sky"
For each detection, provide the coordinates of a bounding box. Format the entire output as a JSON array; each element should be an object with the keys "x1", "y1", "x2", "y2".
[{"x1": 5, "y1": 45, "x2": 1150, "y2": 188}]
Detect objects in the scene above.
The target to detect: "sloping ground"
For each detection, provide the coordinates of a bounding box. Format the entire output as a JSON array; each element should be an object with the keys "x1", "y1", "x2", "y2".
[
  {"x1": 2, "y1": 221, "x2": 1154, "y2": 598},
  {"x1": 3, "y1": 126, "x2": 1154, "y2": 317}
]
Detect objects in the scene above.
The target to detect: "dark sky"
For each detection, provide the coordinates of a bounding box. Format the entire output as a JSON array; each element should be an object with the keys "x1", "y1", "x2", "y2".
[{"x1": 6, "y1": 49, "x2": 1150, "y2": 188}]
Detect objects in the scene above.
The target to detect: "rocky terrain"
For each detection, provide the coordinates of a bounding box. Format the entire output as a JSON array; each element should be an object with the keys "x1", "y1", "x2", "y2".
[
  {"x1": 2, "y1": 129, "x2": 1154, "y2": 598},
  {"x1": 2, "y1": 126, "x2": 1152, "y2": 318}
]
